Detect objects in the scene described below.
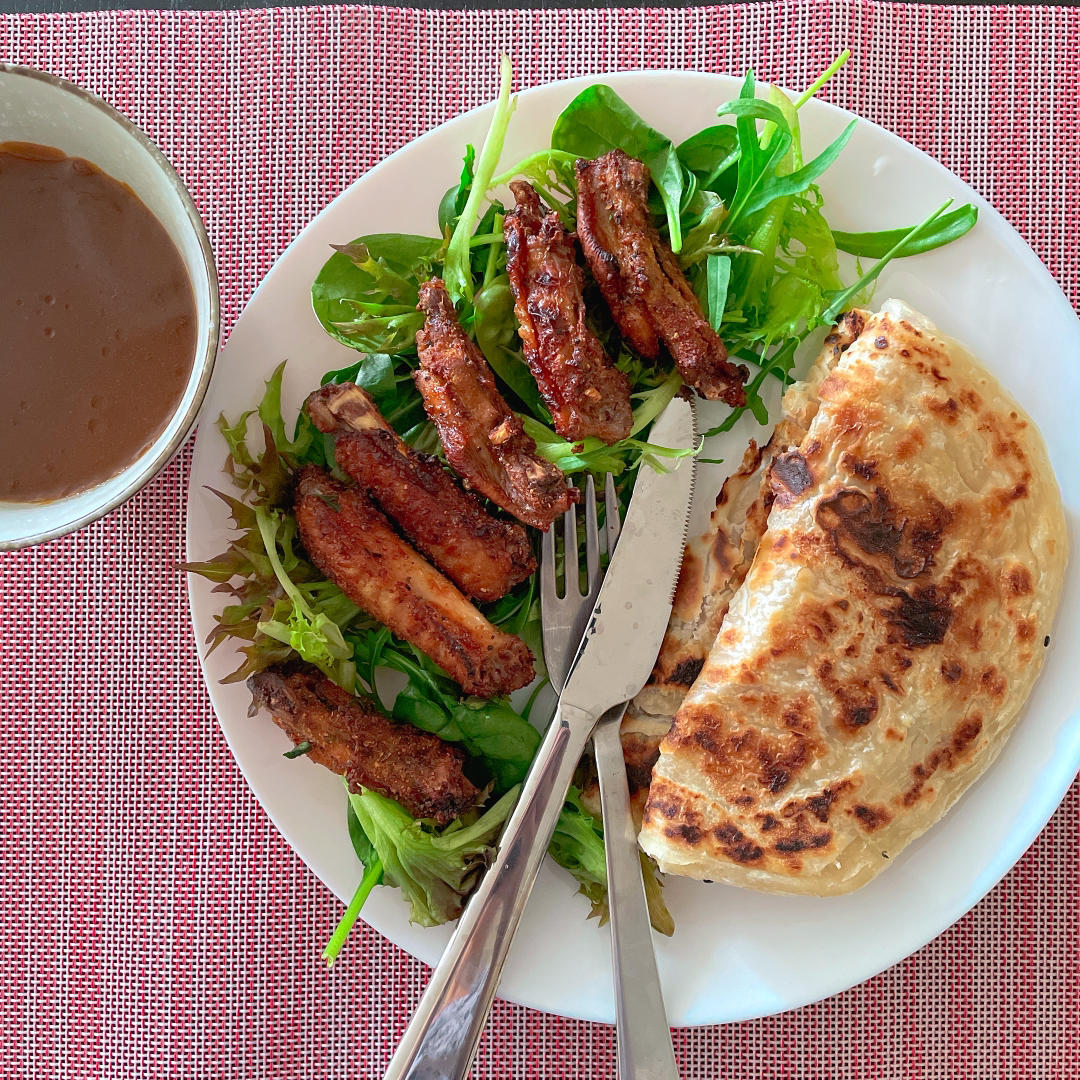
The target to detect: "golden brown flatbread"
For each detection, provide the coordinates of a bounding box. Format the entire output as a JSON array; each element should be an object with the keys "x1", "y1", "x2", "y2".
[
  {"x1": 638, "y1": 301, "x2": 1067, "y2": 895},
  {"x1": 606, "y1": 313, "x2": 867, "y2": 821}
]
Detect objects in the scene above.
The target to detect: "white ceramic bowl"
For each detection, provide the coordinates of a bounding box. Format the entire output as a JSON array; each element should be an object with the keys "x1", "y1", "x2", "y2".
[{"x1": 0, "y1": 64, "x2": 219, "y2": 550}]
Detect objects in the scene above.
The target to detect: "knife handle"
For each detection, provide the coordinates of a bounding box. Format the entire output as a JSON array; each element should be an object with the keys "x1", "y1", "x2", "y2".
[
  {"x1": 594, "y1": 709, "x2": 681, "y2": 1080},
  {"x1": 384, "y1": 701, "x2": 596, "y2": 1080}
]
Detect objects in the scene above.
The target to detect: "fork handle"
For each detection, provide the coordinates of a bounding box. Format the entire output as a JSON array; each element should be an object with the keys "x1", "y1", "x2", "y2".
[
  {"x1": 594, "y1": 710, "x2": 681, "y2": 1080},
  {"x1": 384, "y1": 700, "x2": 596, "y2": 1080}
]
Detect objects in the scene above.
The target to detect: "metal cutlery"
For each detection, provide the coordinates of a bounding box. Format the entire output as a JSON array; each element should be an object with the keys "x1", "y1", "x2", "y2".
[
  {"x1": 383, "y1": 396, "x2": 696, "y2": 1080},
  {"x1": 542, "y1": 471, "x2": 683, "y2": 1080}
]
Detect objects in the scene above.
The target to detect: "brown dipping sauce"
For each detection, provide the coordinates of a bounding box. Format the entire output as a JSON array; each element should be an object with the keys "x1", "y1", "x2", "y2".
[{"x1": 0, "y1": 142, "x2": 197, "y2": 502}]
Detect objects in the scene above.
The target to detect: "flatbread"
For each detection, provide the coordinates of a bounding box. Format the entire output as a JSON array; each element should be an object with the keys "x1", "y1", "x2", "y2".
[
  {"x1": 638, "y1": 301, "x2": 1067, "y2": 895},
  {"x1": 602, "y1": 313, "x2": 866, "y2": 823}
]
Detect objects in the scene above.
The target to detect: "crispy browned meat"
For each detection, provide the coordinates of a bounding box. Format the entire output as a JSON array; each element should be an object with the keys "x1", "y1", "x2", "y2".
[
  {"x1": 575, "y1": 149, "x2": 747, "y2": 406},
  {"x1": 504, "y1": 181, "x2": 633, "y2": 444},
  {"x1": 248, "y1": 663, "x2": 479, "y2": 825},
  {"x1": 306, "y1": 383, "x2": 535, "y2": 603},
  {"x1": 414, "y1": 279, "x2": 578, "y2": 532},
  {"x1": 294, "y1": 466, "x2": 534, "y2": 697}
]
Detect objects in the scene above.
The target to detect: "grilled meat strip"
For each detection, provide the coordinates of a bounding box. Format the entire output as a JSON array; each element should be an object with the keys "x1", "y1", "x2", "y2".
[
  {"x1": 504, "y1": 181, "x2": 632, "y2": 444},
  {"x1": 575, "y1": 148, "x2": 747, "y2": 406},
  {"x1": 249, "y1": 663, "x2": 479, "y2": 825},
  {"x1": 414, "y1": 279, "x2": 578, "y2": 531},
  {"x1": 306, "y1": 383, "x2": 535, "y2": 603},
  {"x1": 294, "y1": 466, "x2": 535, "y2": 696}
]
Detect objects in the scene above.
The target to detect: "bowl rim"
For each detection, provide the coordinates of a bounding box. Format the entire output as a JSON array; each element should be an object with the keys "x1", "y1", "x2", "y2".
[{"x1": 0, "y1": 62, "x2": 220, "y2": 551}]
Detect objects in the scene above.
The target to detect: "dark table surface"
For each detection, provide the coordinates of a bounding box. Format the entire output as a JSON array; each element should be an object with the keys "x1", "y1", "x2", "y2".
[{"x1": 4, "y1": 0, "x2": 1076, "y2": 13}]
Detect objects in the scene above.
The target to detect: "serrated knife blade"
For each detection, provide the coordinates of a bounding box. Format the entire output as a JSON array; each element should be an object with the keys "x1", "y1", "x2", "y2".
[{"x1": 560, "y1": 394, "x2": 697, "y2": 717}]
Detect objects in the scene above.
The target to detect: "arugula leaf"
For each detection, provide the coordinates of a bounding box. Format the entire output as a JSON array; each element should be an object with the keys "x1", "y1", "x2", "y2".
[
  {"x1": 311, "y1": 234, "x2": 443, "y2": 353},
  {"x1": 739, "y1": 119, "x2": 855, "y2": 216},
  {"x1": 832, "y1": 205, "x2": 978, "y2": 258},
  {"x1": 349, "y1": 785, "x2": 518, "y2": 927},
  {"x1": 706, "y1": 254, "x2": 731, "y2": 332},
  {"x1": 551, "y1": 84, "x2": 688, "y2": 252},
  {"x1": 822, "y1": 200, "x2": 956, "y2": 323}
]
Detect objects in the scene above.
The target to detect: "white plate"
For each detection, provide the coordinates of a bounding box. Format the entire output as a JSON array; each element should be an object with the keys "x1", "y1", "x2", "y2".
[{"x1": 186, "y1": 71, "x2": 1080, "y2": 1025}]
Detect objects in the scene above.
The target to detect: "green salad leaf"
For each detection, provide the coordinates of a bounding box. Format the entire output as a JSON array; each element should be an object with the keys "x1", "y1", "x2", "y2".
[
  {"x1": 549, "y1": 785, "x2": 608, "y2": 914},
  {"x1": 323, "y1": 798, "x2": 384, "y2": 966},
  {"x1": 349, "y1": 785, "x2": 519, "y2": 927},
  {"x1": 444, "y1": 54, "x2": 516, "y2": 305},
  {"x1": 311, "y1": 233, "x2": 444, "y2": 353},
  {"x1": 439, "y1": 143, "x2": 476, "y2": 235},
  {"x1": 551, "y1": 83, "x2": 688, "y2": 251},
  {"x1": 832, "y1": 204, "x2": 979, "y2": 258},
  {"x1": 350, "y1": 628, "x2": 541, "y2": 794},
  {"x1": 473, "y1": 270, "x2": 551, "y2": 418}
]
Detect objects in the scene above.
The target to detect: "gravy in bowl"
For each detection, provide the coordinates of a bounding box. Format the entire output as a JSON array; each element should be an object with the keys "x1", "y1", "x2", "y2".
[{"x1": 0, "y1": 141, "x2": 197, "y2": 502}]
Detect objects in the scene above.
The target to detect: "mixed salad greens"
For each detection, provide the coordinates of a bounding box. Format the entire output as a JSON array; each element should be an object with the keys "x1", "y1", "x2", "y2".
[{"x1": 186, "y1": 52, "x2": 976, "y2": 961}]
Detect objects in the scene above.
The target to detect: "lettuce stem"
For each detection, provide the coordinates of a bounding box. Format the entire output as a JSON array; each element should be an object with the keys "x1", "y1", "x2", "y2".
[
  {"x1": 444, "y1": 56, "x2": 515, "y2": 304},
  {"x1": 794, "y1": 49, "x2": 851, "y2": 110},
  {"x1": 322, "y1": 857, "x2": 383, "y2": 967}
]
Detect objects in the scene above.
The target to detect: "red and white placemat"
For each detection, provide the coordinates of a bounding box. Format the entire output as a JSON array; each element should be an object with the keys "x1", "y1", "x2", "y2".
[{"x1": 1, "y1": 4, "x2": 1078, "y2": 1077}]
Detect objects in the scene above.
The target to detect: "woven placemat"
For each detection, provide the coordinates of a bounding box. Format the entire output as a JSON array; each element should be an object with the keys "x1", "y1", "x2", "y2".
[{"x1": 1, "y1": 4, "x2": 1078, "y2": 1077}]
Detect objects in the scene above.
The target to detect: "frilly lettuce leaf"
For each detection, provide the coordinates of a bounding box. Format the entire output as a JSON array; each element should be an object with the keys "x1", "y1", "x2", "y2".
[{"x1": 349, "y1": 785, "x2": 519, "y2": 927}]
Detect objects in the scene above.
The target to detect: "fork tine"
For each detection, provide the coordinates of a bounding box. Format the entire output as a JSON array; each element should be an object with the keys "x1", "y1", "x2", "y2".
[
  {"x1": 604, "y1": 472, "x2": 622, "y2": 554},
  {"x1": 540, "y1": 521, "x2": 558, "y2": 605},
  {"x1": 583, "y1": 474, "x2": 600, "y2": 597},
  {"x1": 562, "y1": 498, "x2": 579, "y2": 598}
]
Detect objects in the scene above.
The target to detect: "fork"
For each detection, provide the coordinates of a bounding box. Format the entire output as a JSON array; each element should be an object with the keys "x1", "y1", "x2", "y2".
[{"x1": 542, "y1": 474, "x2": 680, "y2": 1080}]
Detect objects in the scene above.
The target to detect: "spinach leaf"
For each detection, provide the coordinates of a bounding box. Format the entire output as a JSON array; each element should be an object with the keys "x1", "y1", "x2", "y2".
[
  {"x1": 311, "y1": 233, "x2": 443, "y2": 353},
  {"x1": 676, "y1": 124, "x2": 739, "y2": 197},
  {"x1": 473, "y1": 273, "x2": 550, "y2": 418},
  {"x1": 317, "y1": 351, "x2": 431, "y2": 446},
  {"x1": 551, "y1": 84, "x2": 687, "y2": 252},
  {"x1": 348, "y1": 629, "x2": 541, "y2": 794},
  {"x1": 392, "y1": 682, "x2": 540, "y2": 793}
]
